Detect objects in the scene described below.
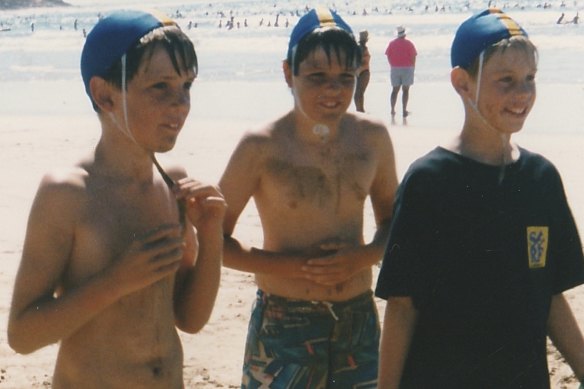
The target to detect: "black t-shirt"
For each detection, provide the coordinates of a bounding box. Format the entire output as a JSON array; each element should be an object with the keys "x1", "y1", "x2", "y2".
[{"x1": 376, "y1": 147, "x2": 584, "y2": 389}]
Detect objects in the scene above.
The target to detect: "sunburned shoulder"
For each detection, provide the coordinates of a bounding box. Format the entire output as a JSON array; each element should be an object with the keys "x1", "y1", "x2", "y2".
[
  {"x1": 234, "y1": 118, "x2": 291, "y2": 153},
  {"x1": 38, "y1": 164, "x2": 90, "y2": 194},
  {"x1": 31, "y1": 165, "x2": 91, "y2": 223},
  {"x1": 251, "y1": 114, "x2": 294, "y2": 140},
  {"x1": 234, "y1": 113, "x2": 391, "y2": 153},
  {"x1": 342, "y1": 113, "x2": 392, "y2": 145},
  {"x1": 348, "y1": 112, "x2": 389, "y2": 133}
]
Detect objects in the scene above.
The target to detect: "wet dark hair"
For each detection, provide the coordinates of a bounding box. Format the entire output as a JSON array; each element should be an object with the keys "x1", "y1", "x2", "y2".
[
  {"x1": 286, "y1": 28, "x2": 361, "y2": 75},
  {"x1": 465, "y1": 35, "x2": 537, "y2": 78},
  {"x1": 94, "y1": 25, "x2": 197, "y2": 111}
]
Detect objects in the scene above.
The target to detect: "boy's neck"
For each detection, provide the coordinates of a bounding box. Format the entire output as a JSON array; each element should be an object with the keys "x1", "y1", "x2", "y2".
[
  {"x1": 448, "y1": 128, "x2": 519, "y2": 166},
  {"x1": 292, "y1": 111, "x2": 342, "y2": 144},
  {"x1": 93, "y1": 133, "x2": 156, "y2": 183}
]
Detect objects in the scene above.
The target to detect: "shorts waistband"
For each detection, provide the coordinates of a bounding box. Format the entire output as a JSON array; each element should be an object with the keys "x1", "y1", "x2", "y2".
[{"x1": 256, "y1": 289, "x2": 373, "y2": 320}]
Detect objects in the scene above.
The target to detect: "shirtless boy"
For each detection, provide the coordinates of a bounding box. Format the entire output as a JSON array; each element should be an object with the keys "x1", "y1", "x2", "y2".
[
  {"x1": 8, "y1": 10, "x2": 226, "y2": 388},
  {"x1": 219, "y1": 8, "x2": 398, "y2": 388}
]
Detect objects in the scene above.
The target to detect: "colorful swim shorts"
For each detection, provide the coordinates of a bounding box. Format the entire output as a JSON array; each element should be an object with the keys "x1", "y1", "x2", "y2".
[{"x1": 241, "y1": 289, "x2": 380, "y2": 388}]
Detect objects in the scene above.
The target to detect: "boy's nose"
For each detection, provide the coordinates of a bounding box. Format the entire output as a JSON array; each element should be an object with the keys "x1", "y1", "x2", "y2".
[
  {"x1": 513, "y1": 83, "x2": 535, "y2": 104},
  {"x1": 322, "y1": 78, "x2": 344, "y2": 95},
  {"x1": 327, "y1": 78, "x2": 342, "y2": 90},
  {"x1": 517, "y1": 80, "x2": 535, "y2": 95},
  {"x1": 323, "y1": 76, "x2": 354, "y2": 93},
  {"x1": 171, "y1": 89, "x2": 190, "y2": 108}
]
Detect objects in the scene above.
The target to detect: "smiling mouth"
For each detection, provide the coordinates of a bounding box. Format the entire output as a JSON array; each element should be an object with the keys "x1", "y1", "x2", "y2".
[
  {"x1": 320, "y1": 101, "x2": 340, "y2": 109},
  {"x1": 507, "y1": 107, "x2": 528, "y2": 116}
]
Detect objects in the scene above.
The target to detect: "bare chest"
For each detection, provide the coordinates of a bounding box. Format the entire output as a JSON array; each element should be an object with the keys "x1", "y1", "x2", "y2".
[
  {"x1": 66, "y1": 181, "x2": 180, "y2": 283},
  {"x1": 261, "y1": 143, "x2": 376, "y2": 212}
]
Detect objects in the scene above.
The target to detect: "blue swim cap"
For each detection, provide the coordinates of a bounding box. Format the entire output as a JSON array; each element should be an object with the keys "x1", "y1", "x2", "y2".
[
  {"x1": 81, "y1": 9, "x2": 176, "y2": 98},
  {"x1": 287, "y1": 7, "x2": 353, "y2": 60},
  {"x1": 451, "y1": 8, "x2": 528, "y2": 68}
]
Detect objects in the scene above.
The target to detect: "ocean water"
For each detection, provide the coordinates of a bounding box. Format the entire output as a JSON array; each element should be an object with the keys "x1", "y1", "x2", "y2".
[
  {"x1": 0, "y1": 0, "x2": 583, "y2": 133},
  {"x1": 0, "y1": 0, "x2": 582, "y2": 83}
]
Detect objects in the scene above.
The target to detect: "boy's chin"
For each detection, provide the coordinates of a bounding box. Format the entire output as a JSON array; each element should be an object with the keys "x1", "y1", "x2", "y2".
[
  {"x1": 506, "y1": 119, "x2": 529, "y2": 134},
  {"x1": 155, "y1": 143, "x2": 177, "y2": 153}
]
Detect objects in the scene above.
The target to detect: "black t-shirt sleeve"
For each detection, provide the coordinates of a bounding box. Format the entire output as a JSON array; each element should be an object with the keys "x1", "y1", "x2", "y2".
[{"x1": 546, "y1": 165, "x2": 584, "y2": 294}]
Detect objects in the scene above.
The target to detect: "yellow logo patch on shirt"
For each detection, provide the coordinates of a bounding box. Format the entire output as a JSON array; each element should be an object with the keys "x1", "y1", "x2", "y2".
[{"x1": 527, "y1": 226, "x2": 548, "y2": 269}]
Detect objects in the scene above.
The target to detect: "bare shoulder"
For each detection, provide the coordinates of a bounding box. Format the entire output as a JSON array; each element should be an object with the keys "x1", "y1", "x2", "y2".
[
  {"x1": 349, "y1": 112, "x2": 389, "y2": 133},
  {"x1": 344, "y1": 113, "x2": 394, "y2": 149},
  {"x1": 28, "y1": 164, "x2": 91, "y2": 236},
  {"x1": 240, "y1": 117, "x2": 286, "y2": 146},
  {"x1": 230, "y1": 113, "x2": 292, "y2": 160},
  {"x1": 35, "y1": 164, "x2": 89, "y2": 207}
]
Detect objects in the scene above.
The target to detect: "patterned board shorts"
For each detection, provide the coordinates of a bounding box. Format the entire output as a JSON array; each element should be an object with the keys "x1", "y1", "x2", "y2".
[{"x1": 241, "y1": 290, "x2": 380, "y2": 389}]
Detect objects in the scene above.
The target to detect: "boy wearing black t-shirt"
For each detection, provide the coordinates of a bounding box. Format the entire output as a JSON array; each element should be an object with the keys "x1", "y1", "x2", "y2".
[{"x1": 376, "y1": 8, "x2": 584, "y2": 388}]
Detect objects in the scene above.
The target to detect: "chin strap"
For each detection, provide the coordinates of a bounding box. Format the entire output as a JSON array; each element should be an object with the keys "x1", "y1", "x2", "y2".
[
  {"x1": 120, "y1": 54, "x2": 133, "y2": 142},
  {"x1": 467, "y1": 50, "x2": 511, "y2": 183},
  {"x1": 109, "y1": 53, "x2": 137, "y2": 144},
  {"x1": 151, "y1": 154, "x2": 186, "y2": 229},
  {"x1": 474, "y1": 51, "x2": 484, "y2": 106},
  {"x1": 112, "y1": 54, "x2": 186, "y2": 227},
  {"x1": 468, "y1": 99, "x2": 511, "y2": 184}
]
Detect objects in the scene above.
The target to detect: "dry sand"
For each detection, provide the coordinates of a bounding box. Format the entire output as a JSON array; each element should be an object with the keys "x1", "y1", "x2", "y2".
[{"x1": 0, "y1": 79, "x2": 583, "y2": 388}]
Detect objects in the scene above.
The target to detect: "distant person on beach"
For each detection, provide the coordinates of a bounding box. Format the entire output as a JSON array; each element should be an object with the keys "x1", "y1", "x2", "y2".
[
  {"x1": 7, "y1": 10, "x2": 226, "y2": 388},
  {"x1": 376, "y1": 8, "x2": 584, "y2": 388},
  {"x1": 385, "y1": 25, "x2": 417, "y2": 117},
  {"x1": 354, "y1": 29, "x2": 371, "y2": 112},
  {"x1": 219, "y1": 7, "x2": 398, "y2": 388}
]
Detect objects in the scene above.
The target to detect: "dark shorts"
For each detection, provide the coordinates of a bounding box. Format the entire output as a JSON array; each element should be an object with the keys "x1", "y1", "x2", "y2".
[{"x1": 241, "y1": 290, "x2": 380, "y2": 389}]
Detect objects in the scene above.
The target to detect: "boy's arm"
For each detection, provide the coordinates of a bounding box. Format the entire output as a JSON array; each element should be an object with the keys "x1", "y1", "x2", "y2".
[
  {"x1": 8, "y1": 176, "x2": 113, "y2": 353},
  {"x1": 547, "y1": 293, "x2": 584, "y2": 381},
  {"x1": 368, "y1": 122, "x2": 399, "y2": 259},
  {"x1": 173, "y1": 178, "x2": 226, "y2": 333},
  {"x1": 219, "y1": 133, "x2": 312, "y2": 279},
  {"x1": 8, "y1": 175, "x2": 183, "y2": 354},
  {"x1": 223, "y1": 236, "x2": 312, "y2": 278},
  {"x1": 379, "y1": 296, "x2": 418, "y2": 389}
]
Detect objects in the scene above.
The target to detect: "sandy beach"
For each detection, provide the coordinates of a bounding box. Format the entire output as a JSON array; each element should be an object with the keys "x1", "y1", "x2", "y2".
[
  {"x1": 1, "y1": 0, "x2": 584, "y2": 386},
  {"x1": 0, "y1": 75, "x2": 583, "y2": 388}
]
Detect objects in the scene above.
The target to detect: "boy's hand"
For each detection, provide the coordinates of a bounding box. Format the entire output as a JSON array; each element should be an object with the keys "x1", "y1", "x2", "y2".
[
  {"x1": 301, "y1": 242, "x2": 362, "y2": 286},
  {"x1": 108, "y1": 224, "x2": 184, "y2": 297},
  {"x1": 174, "y1": 178, "x2": 227, "y2": 236}
]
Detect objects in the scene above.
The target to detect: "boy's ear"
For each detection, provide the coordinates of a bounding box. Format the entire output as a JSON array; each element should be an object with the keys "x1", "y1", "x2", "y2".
[
  {"x1": 450, "y1": 67, "x2": 473, "y2": 99},
  {"x1": 282, "y1": 60, "x2": 293, "y2": 88},
  {"x1": 89, "y1": 77, "x2": 115, "y2": 112}
]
